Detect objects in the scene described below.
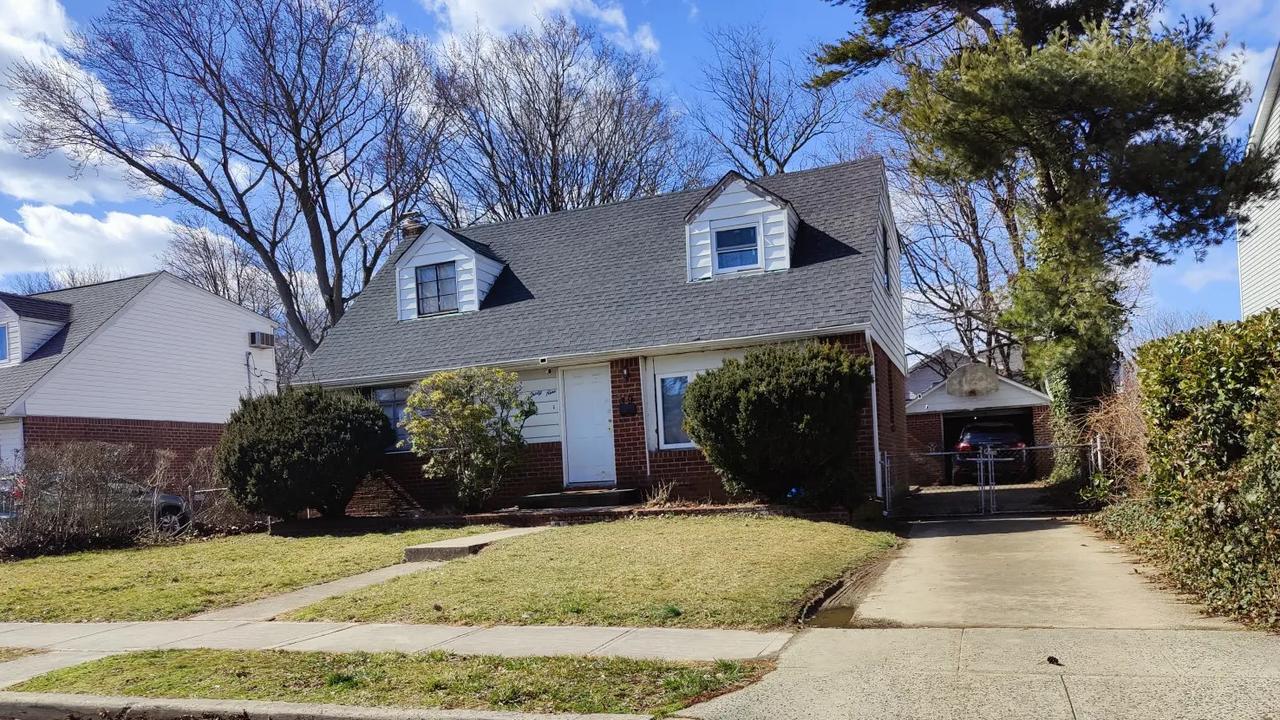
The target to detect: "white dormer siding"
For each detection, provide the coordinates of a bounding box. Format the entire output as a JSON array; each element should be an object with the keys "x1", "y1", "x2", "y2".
[
  {"x1": 19, "y1": 318, "x2": 63, "y2": 360},
  {"x1": 0, "y1": 303, "x2": 69, "y2": 366},
  {"x1": 395, "y1": 226, "x2": 504, "y2": 319},
  {"x1": 686, "y1": 178, "x2": 797, "y2": 282}
]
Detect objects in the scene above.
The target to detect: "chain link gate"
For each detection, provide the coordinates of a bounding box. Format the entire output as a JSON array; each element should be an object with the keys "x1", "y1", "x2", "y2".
[{"x1": 880, "y1": 439, "x2": 1102, "y2": 518}]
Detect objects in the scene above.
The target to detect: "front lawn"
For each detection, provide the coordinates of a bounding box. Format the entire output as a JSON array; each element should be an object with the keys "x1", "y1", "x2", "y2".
[
  {"x1": 13, "y1": 649, "x2": 770, "y2": 717},
  {"x1": 287, "y1": 515, "x2": 896, "y2": 629},
  {"x1": 0, "y1": 526, "x2": 501, "y2": 622}
]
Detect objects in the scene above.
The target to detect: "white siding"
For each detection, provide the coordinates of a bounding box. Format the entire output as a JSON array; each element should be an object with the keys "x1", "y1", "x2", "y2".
[
  {"x1": 23, "y1": 275, "x2": 276, "y2": 423},
  {"x1": 0, "y1": 418, "x2": 21, "y2": 467},
  {"x1": 869, "y1": 180, "x2": 908, "y2": 373},
  {"x1": 518, "y1": 369, "x2": 561, "y2": 444},
  {"x1": 1241, "y1": 105, "x2": 1280, "y2": 317},
  {"x1": 395, "y1": 227, "x2": 503, "y2": 319},
  {"x1": 687, "y1": 180, "x2": 793, "y2": 281},
  {"x1": 0, "y1": 303, "x2": 16, "y2": 367},
  {"x1": 19, "y1": 318, "x2": 63, "y2": 359}
]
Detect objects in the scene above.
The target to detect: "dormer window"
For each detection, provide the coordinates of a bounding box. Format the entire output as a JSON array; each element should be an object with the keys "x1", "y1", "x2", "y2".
[
  {"x1": 0, "y1": 325, "x2": 7, "y2": 362},
  {"x1": 713, "y1": 225, "x2": 762, "y2": 274},
  {"x1": 415, "y1": 262, "x2": 458, "y2": 316}
]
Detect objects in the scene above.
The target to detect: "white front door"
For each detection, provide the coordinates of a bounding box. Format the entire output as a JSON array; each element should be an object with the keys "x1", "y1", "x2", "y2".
[{"x1": 561, "y1": 365, "x2": 617, "y2": 487}]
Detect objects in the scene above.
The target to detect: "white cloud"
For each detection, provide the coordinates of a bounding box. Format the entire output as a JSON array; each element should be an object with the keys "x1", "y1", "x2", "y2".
[
  {"x1": 423, "y1": 0, "x2": 660, "y2": 53},
  {"x1": 0, "y1": 204, "x2": 175, "y2": 276},
  {"x1": 1177, "y1": 254, "x2": 1237, "y2": 291},
  {"x1": 0, "y1": 0, "x2": 144, "y2": 207}
]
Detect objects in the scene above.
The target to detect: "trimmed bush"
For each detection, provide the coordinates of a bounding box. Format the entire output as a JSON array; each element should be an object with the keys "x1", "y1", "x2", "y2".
[
  {"x1": 216, "y1": 387, "x2": 392, "y2": 518},
  {"x1": 682, "y1": 342, "x2": 872, "y2": 506},
  {"x1": 403, "y1": 367, "x2": 537, "y2": 512},
  {"x1": 1122, "y1": 308, "x2": 1280, "y2": 627}
]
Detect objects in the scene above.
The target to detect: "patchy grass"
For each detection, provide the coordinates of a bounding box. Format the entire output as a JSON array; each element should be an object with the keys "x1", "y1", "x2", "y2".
[
  {"x1": 13, "y1": 649, "x2": 771, "y2": 717},
  {"x1": 287, "y1": 515, "x2": 897, "y2": 629},
  {"x1": 0, "y1": 648, "x2": 39, "y2": 663},
  {"x1": 0, "y1": 526, "x2": 502, "y2": 622}
]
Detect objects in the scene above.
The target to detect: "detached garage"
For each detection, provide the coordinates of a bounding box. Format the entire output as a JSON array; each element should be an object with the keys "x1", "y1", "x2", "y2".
[{"x1": 905, "y1": 364, "x2": 1053, "y2": 485}]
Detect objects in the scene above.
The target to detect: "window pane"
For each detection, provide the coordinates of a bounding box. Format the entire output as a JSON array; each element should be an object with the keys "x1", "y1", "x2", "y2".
[
  {"x1": 0, "y1": 327, "x2": 6, "y2": 361},
  {"x1": 715, "y1": 226, "x2": 757, "y2": 249},
  {"x1": 437, "y1": 262, "x2": 456, "y2": 279},
  {"x1": 438, "y1": 276, "x2": 456, "y2": 295},
  {"x1": 717, "y1": 248, "x2": 759, "y2": 269},
  {"x1": 439, "y1": 293, "x2": 458, "y2": 312},
  {"x1": 661, "y1": 376, "x2": 691, "y2": 445},
  {"x1": 416, "y1": 265, "x2": 437, "y2": 282}
]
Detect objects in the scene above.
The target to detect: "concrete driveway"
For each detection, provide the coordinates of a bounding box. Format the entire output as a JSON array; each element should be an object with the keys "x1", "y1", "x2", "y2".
[{"x1": 680, "y1": 517, "x2": 1280, "y2": 720}]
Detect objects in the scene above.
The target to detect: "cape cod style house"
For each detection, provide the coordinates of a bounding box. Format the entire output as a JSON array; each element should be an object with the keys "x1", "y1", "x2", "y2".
[
  {"x1": 0, "y1": 272, "x2": 277, "y2": 472},
  {"x1": 299, "y1": 159, "x2": 908, "y2": 514}
]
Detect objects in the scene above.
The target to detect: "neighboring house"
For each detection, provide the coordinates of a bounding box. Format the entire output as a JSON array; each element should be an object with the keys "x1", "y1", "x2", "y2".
[
  {"x1": 300, "y1": 159, "x2": 908, "y2": 514},
  {"x1": 906, "y1": 346, "x2": 1025, "y2": 399},
  {"x1": 0, "y1": 272, "x2": 276, "y2": 473},
  {"x1": 1241, "y1": 42, "x2": 1280, "y2": 317}
]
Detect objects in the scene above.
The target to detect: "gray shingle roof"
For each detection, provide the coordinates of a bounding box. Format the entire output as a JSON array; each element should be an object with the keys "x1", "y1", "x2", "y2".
[
  {"x1": 0, "y1": 293, "x2": 71, "y2": 323},
  {"x1": 300, "y1": 159, "x2": 887, "y2": 386},
  {"x1": 0, "y1": 273, "x2": 159, "y2": 412}
]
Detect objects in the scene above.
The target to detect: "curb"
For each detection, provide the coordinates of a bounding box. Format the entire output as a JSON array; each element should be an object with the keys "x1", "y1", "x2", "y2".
[{"x1": 0, "y1": 692, "x2": 652, "y2": 720}]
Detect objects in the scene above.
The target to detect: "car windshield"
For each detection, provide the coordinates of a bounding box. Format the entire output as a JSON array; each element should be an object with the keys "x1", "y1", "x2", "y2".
[{"x1": 960, "y1": 424, "x2": 1023, "y2": 445}]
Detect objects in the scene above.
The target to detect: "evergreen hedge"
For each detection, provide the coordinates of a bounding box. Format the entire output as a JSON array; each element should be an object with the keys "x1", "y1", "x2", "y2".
[
  {"x1": 682, "y1": 342, "x2": 873, "y2": 506},
  {"x1": 216, "y1": 387, "x2": 393, "y2": 518},
  {"x1": 1133, "y1": 309, "x2": 1280, "y2": 626}
]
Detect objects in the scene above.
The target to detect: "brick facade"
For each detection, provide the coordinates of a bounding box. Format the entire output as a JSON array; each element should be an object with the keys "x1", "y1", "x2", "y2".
[
  {"x1": 21, "y1": 416, "x2": 224, "y2": 487},
  {"x1": 360, "y1": 330, "x2": 908, "y2": 514}
]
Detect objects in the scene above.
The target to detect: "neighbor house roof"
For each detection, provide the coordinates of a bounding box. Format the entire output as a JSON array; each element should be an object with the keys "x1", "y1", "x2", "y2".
[
  {"x1": 0, "y1": 273, "x2": 159, "y2": 413},
  {"x1": 0, "y1": 292, "x2": 71, "y2": 323},
  {"x1": 301, "y1": 158, "x2": 888, "y2": 386}
]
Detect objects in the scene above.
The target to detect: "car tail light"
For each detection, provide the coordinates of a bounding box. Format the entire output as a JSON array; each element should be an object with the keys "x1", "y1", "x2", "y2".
[
  {"x1": 956, "y1": 441, "x2": 971, "y2": 451},
  {"x1": 1013, "y1": 442, "x2": 1026, "y2": 449}
]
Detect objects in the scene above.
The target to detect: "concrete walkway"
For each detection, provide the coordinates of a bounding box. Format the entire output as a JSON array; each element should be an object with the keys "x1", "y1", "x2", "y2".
[
  {"x1": 0, "y1": 621, "x2": 789, "y2": 678},
  {"x1": 679, "y1": 517, "x2": 1280, "y2": 720}
]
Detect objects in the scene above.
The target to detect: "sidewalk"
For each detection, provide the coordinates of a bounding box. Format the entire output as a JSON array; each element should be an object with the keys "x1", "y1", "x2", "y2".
[{"x1": 0, "y1": 620, "x2": 791, "y2": 668}]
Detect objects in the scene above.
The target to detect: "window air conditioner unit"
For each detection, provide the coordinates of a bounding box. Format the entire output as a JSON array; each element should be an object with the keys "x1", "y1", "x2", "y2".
[{"x1": 248, "y1": 331, "x2": 276, "y2": 349}]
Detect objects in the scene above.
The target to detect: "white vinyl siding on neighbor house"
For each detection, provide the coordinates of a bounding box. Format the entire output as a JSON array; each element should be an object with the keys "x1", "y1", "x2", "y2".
[
  {"x1": 21, "y1": 275, "x2": 275, "y2": 423},
  {"x1": 1241, "y1": 103, "x2": 1280, "y2": 317},
  {"x1": 869, "y1": 184, "x2": 908, "y2": 373},
  {"x1": 518, "y1": 370, "x2": 561, "y2": 444},
  {"x1": 687, "y1": 179, "x2": 797, "y2": 281},
  {"x1": 0, "y1": 418, "x2": 21, "y2": 466},
  {"x1": 395, "y1": 227, "x2": 503, "y2": 319}
]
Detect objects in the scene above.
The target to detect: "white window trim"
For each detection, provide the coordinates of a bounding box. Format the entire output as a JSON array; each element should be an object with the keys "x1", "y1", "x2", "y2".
[
  {"x1": 655, "y1": 371, "x2": 696, "y2": 450},
  {"x1": 710, "y1": 217, "x2": 765, "y2": 275}
]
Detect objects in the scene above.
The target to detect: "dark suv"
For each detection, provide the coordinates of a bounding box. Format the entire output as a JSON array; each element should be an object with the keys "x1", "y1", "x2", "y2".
[{"x1": 950, "y1": 422, "x2": 1029, "y2": 484}]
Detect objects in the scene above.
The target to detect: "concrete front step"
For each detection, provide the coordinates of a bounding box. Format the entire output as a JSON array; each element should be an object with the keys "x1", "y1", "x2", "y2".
[
  {"x1": 403, "y1": 526, "x2": 550, "y2": 562},
  {"x1": 516, "y1": 488, "x2": 640, "y2": 510}
]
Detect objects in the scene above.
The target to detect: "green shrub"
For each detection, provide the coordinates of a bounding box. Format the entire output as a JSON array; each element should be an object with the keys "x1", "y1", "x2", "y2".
[
  {"x1": 1128, "y1": 308, "x2": 1280, "y2": 627},
  {"x1": 682, "y1": 342, "x2": 872, "y2": 506},
  {"x1": 216, "y1": 387, "x2": 392, "y2": 518},
  {"x1": 403, "y1": 367, "x2": 537, "y2": 512},
  {"x1": 1137, "y1": 309, "x2": 1280, "y2": 501}
]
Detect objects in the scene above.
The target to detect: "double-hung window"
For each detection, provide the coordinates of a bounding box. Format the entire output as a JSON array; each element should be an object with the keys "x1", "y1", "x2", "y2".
[
  {"x1": 657, "y1": 373, "x2": 694, "y2": 448},
  {"x1": 415, "y1": 262, "x2": 458, "y2": 316},
  {"x1": 713, "y1": 225, "x2": 760, "y2": 273},
  {"x1": 0, "y1": 325, "x2": 7, "y2": 362},
  {"x1": 373, "y1": 387, "x2": 411, "y2": 448}
]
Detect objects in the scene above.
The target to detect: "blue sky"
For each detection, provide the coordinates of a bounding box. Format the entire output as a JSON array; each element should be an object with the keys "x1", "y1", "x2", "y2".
[{"x1": 2, "y1": 0, "x2": 1277, "y2": 327}]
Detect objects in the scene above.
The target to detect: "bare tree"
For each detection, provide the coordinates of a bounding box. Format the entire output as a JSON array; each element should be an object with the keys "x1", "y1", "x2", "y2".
[
  {"x1": 691, "y1": 24, "x2": 846, "y2": 177},
  {"x1": 428, "y1": 16, "x2": 706, "y2": 225},
  {"x1": 8, "y1": 0, "x2": 449, "y2": 352},
  {"x1": 4, "y1": 266, "x2": 125, "y2": 294}
]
